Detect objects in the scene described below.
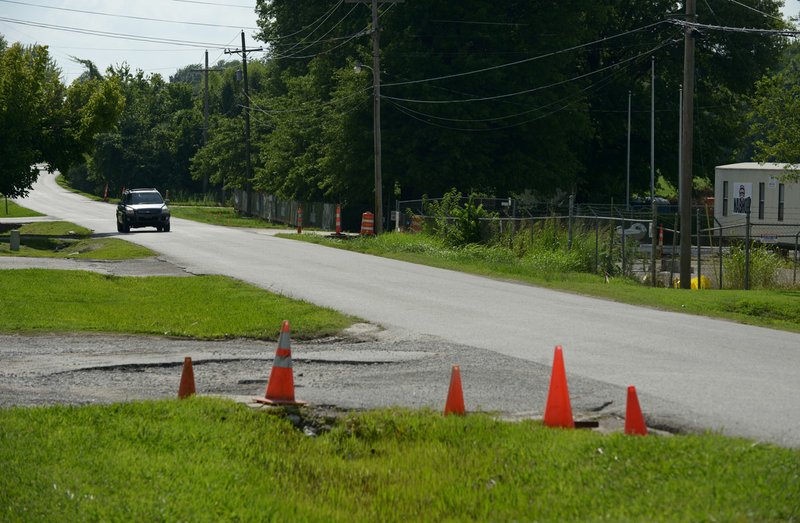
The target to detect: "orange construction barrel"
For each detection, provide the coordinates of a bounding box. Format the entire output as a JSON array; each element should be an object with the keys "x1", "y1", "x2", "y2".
[{"x1": 361, "y1": 212, "x2": 375, "y2": 236}]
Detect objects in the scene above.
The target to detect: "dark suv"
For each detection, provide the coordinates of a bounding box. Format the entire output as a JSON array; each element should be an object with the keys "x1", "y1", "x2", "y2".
[{"x1": 116, "y1": 188, "x2": 171, "y2": 233}]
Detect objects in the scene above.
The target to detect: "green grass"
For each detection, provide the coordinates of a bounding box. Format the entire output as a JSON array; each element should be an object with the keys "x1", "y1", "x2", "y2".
[
  {"x1": 169, "y1": 206, "x2": 291, "y2": 229},
  {"x1": 0, "y1": 398, "x2": 797, "y2": 521},
  {"x1": 0, "y1": 221, "x2": 156, "y2": 260},
  {"x1": 0, "y1": 200, "x2": 44, "y2": 218},
  {"x1": 0, "y1": 269, "x2": 354, "y2": 339},
  {"x1": 55, "y1": 175, "x2": 111, "y2": 203},
  {"x1": 284, "y1": 233, "x2": 800, "y2": 333}
]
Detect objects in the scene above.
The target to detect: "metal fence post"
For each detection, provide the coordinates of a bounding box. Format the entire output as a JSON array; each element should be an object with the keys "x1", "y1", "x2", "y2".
[
  {"x1": 621, "y1": 215, "x2": 627, "y2": 276},
  {"x1": 696, "y1": 209, "x2": 701, "y2": 289},
  {"x1": 651, "y1": 206, "x2": 658, "y2": 287},
  {"x1": 745, "y1": 208, "x2": 751, "y2": 290},
  {"x1": 595, "y1": 218, "x2": 599, "y2": 274},
  {"x1": 568, "y1": 194, "x2": 574, "y2": 251},
  {"x1": 715, "y1": 217, "x2": 723, "y2": 290},
  {"x1": 670, "y1": 214, "x2": 678, "y2": 287},
  {"x1": 794, "y1": 231, "x2": 799, "y2": 285}
]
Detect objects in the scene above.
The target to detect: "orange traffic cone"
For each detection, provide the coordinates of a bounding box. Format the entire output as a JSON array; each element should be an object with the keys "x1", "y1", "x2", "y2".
[
  {"x1": 624, "y1": 385, "x2": 648, "y2": 436},
  {"x1": 178, "y1": 357, "x2": 196, "y2": 399},
  {"x1": 444, "y1": 365, "x2": 465, "y2": 416},
  {"x1": 255, "y1": 320, "x2": 306, "y2": 406},
  {"x1": 543, "y1": 345, "x2": 575, "y2": 428}
]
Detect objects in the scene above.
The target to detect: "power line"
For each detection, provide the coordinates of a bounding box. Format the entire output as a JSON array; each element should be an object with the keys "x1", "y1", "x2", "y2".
[
  {"x1": 269, "y1": 25, "x2": 371, "y2": 60},
  {"x1": 267, "y1": 1, "x2": 396, "y2": 60},
  {"x1": 0, "y1": 0, "x2": 259, "y2": 30},
  {"x1": 169, "y1": 0, "x2": 253, "y2": 8},
  {"x1": 271, "y1": 2, "x2": 360, "y2": 58},
  {"x1": 245, "y1": 87, "x2": 372, "y2": 115},
  {"x1": 382, "y1": 37, "x2": 680, "y2": 105},
  {"x1": 429, "y1": 19, "x2": 529, "y2": 27},
  {"x1": 726, "y1": 0, "x2": 786, "y2": 22},
  {"x1": 670, "y1": 18, "x2": 800, "y2": 35},
  {"x1": 0, "y1": 16, "x2": 233, "y2": 48},
  {"x1": 381, "y1": 20, "x2": 670, "y2": 88},
  {"x1": 265, "y1": 0, "x2": 345, "y2": 42},
  {"x1": 386, "y1": 60, "x2": 636, "y2": 124}
]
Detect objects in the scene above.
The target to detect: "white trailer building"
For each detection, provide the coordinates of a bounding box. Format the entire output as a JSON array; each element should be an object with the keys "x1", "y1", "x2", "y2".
[{"x1": 714, "y1": 163, "x2": 800, "y2": 243}]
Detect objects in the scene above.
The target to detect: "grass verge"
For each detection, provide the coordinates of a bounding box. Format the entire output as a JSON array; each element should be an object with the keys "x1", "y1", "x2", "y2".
[
  {"x1": 284, "y1": 233, "x2": 800, "y2": 332},
  {"x1": 170, "y1": 205, "x2": 290, "y2": 229},
  {"x1": 1, "y1": 397, "x2": 798, "y2": 521},
  {"x1": 1, "y1": 200, "x2": 44, "y2": 218},
  {"x1": 0, "y1": 221, "x2": 155, "y2": 260},
  {"x1": 0, "y1": 269, "x2": 354, "y2": 339}
]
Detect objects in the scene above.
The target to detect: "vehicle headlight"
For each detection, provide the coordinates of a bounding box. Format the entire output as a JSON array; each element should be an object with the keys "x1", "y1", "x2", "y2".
[
  {"x1": 125, "y1": 208, "x2": 134, "y2": 216},
  {"x1": 161, "y1": 207, "x2": 170, "y2": 216}
]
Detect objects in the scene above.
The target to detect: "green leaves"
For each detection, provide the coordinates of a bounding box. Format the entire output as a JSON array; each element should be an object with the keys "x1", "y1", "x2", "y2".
[
  {"x1": 747, "y1": 64, "x2": 800, "y2": 181},
  {"x1": 0, "y1": 42, "x2": 58, "y2": 198}
]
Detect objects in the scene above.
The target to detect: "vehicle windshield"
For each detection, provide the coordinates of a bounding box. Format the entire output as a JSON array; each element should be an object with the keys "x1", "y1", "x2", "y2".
[{"x1": 131, "y1": 192, "x2": 163, "y2": 205}]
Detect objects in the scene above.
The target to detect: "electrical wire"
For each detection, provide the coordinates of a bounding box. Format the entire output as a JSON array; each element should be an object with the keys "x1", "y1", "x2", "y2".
[
  {"x1": 0, "y1": 0, "x2": 259, "y2": 30},
  {"x1": 670, "y1": 18, "x2": 800, "y2": 35},
  {"x1": 268, "y1": 2, "x2": 395, "y2": 60},
  {"x1": 385, "y1": 59, "x2": 637, "y2": 124},
  {"x1": 0, "y1": 16, "x2": 233, "y2": 48},
  {"x1": 381, "y1": 20, "x2": 670, "y2": 88},
  {"x1": 270, "y1": 25, "x2": 370, "y2": 59},
  {"x1": 384, "y1": 56, "x2": 645, "y2": 132},
  {"x1": 270, "y1": 2, "x2": 359, "y2": 58},
  {"x1": 170, "y1": 0, "x2": 253, "y2": 8},
  {"x1": 726, "y1": 0, "x2": 786, "y2": 22},
  {"x1": 382, "y1": 37, "x2": 680, "y2": 105},
  {"x1": 268, "y1": 2, "x2": 346, "y2": 55},
  {"x1": 244, "y1": 87, "x2": 372, "y2": 116}
]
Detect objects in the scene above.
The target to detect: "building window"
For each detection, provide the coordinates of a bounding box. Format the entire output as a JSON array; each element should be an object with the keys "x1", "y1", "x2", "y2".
[
  {"x1": 758, "y1": 182, "x2": 765, "y2": 220},
  {"x1": 722, "y1": 180, "x2": 728, "y2": 216},
  {"x1": 778, "y1": 184, "x2": 785, "y2": 221}
]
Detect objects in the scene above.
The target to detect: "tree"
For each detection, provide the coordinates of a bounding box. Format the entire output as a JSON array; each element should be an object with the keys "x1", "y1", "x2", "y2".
[
  {"x1": 747, "y1": 42, "x2": 800, "y2": 180},
  {"x1": 0, "y1": 41, "x2": 60, "y2": 199},
  {"x1": 251, "y1": 0, "x2": 787, "y2": 206},
  {"x1": 47, "y1": 69, "x2": 125, "y2": 180},
  {"x1": 87, "y1": 67, "x2": 202, "y2": 195}
]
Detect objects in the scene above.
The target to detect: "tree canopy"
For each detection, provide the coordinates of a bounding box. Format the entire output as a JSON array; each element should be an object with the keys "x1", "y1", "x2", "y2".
[
  {"x1": 0, "y1": 2, "x2": 793, "y2": 205},
  {"x1": 747, "y1": 41, "x2": 800, "y2": 180}
]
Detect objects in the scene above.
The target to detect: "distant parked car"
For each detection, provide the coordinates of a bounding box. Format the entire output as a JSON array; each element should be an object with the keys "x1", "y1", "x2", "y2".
[{"x1": 116, "y1": 188, "x2": 171, "y2": 233}]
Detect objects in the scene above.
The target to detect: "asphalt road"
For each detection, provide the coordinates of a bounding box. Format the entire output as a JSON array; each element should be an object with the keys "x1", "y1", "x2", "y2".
[{"x1": 10, "y1": 170, "x2": 800, "y2": 447}]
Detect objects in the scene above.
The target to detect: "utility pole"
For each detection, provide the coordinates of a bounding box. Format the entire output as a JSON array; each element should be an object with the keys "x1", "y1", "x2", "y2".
[
  {"x1": 225, "y1": 31, "x2": 263, "y2": 209},
  {"x1": 650, "y1": 56, "x2": 655, "y2": 202},
  {"x1": 679, "y1": 0, "x2": 696, "y2": 289},
  {"x1": 678, "y1": 86, "x2": 683, "y2": 219},
  {"x1": 371, "y1": 0, "x2": 383, "y2": 234},
  {"x1": 626, "y1": 90, "x2": 631, "y2": 210},
  {"x1": 347, "y1": 0, "x2": 402, "y2": 234},
  {"x1": 192, "y1": 50, "x2": 222, "y2": 193}
]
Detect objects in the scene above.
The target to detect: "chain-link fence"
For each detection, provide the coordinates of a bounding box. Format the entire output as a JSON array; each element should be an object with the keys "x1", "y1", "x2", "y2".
[{"x1": 397, "y1": 197, "x2": 800, "y2": 290}]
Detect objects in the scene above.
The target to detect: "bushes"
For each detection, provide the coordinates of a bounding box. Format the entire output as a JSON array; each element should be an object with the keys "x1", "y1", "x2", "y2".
[
  {"x1": 423, "y1": 189, "x2": 493, "y2": 246},
  {"x1": 723, "y1": 243, "x2": 783, "y2": 289}
]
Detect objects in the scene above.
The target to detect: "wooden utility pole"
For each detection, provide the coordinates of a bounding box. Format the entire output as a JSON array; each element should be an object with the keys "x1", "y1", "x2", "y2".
[
  {"x1": 371, "y1": 0, "x2": 383, "y2": 234},
  {"x1": 679, "y1": 0, "x2": 696, "y2": 289},
  {"x1": 347, "y1": 0, "x2": 402, "y2": 234},
  {"x1": 192, "y1": 50, "x2": 222, "y2": 193},
  {"x1": 225, "y1": 31, "x2": 263, "y2": 208}
]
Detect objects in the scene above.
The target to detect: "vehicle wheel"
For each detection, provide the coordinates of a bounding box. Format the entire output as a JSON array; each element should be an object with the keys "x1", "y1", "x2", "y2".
[
  {"x1": 156, "y1": 225, "x2": 163, "y2": 232},
  {"x1": 116, "y1": 220, "x2": 123, "y2": 233},
  {"x1": 163, "y1": 223, "x2": 170, "y2": 233},
  {"x1": 122, "y1": 221, "x2": 130, "y2": 233}
]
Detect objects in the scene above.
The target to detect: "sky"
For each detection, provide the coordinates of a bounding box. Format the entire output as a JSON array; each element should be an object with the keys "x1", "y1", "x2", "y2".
[
  {"x1": 1, "y1": 0, "x2": 799, "y2": 85},
  {"x1": 0, "y1": 0, "x2": 262, "y2": 83}
]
